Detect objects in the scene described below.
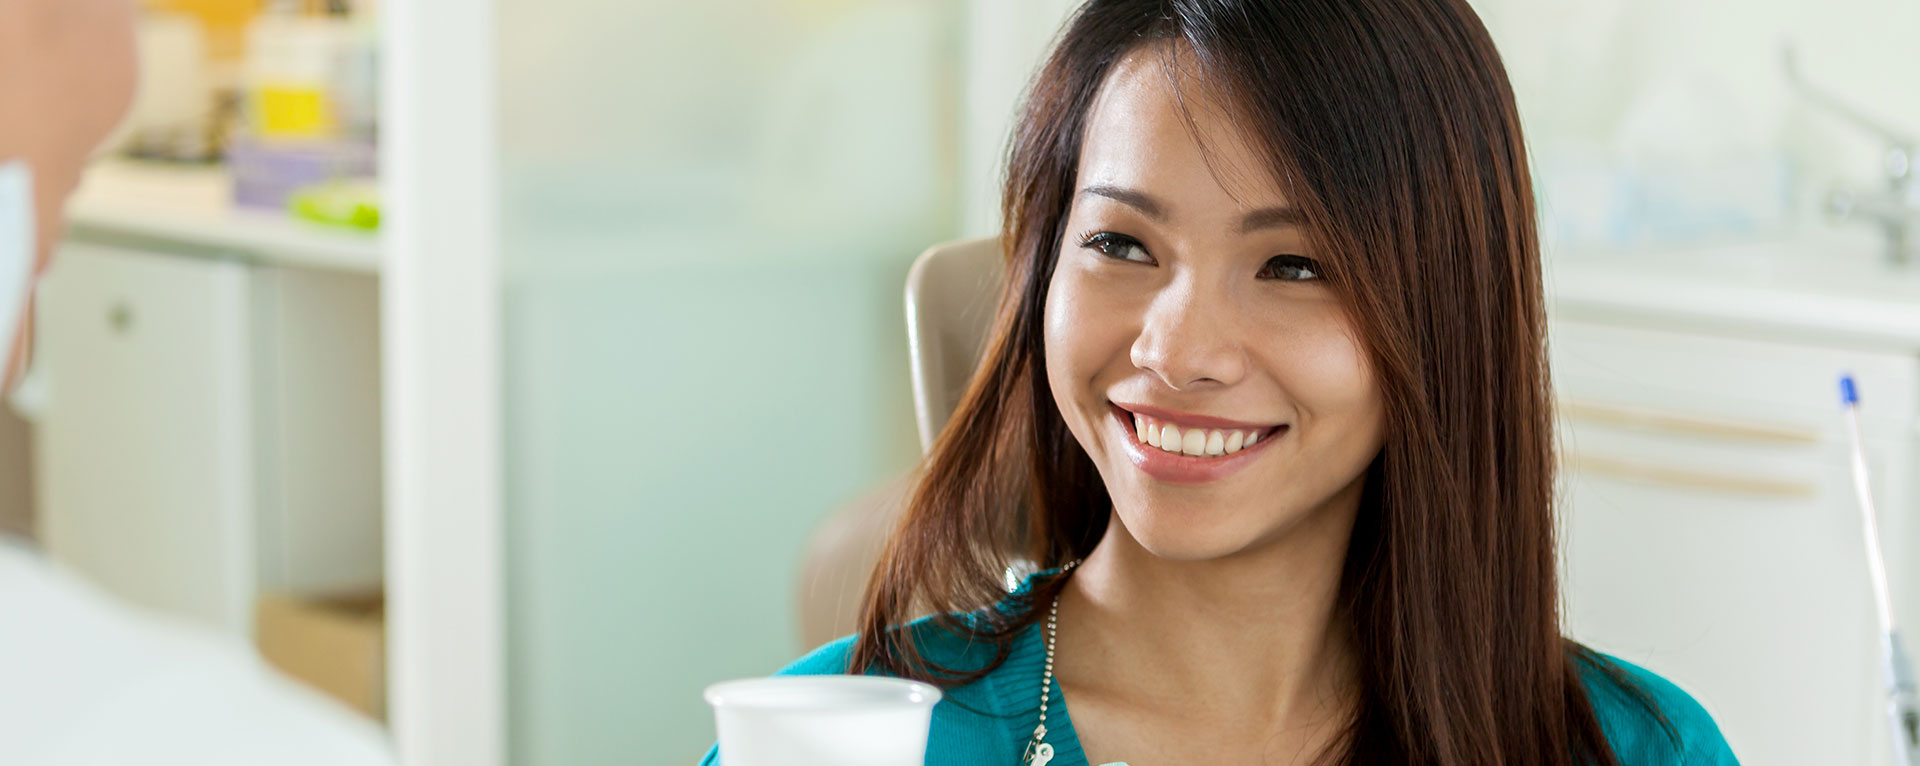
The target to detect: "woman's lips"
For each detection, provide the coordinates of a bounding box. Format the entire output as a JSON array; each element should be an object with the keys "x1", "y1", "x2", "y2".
[
  {"x1": 1107, "y1": 403, "x2": 1287, "y2": 484},
  {"x1": 1111, "y1": 401, "x2": 1280, "y2": 432}
]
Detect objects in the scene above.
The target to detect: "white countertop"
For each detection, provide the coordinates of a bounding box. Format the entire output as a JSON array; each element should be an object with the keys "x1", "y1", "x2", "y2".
[
  {"x1": 65, "y1": 160, "x2": 383, "y2": 274},
  {"x1": 1547, "y1": 232, "x2": 1920, "y2": 354}
]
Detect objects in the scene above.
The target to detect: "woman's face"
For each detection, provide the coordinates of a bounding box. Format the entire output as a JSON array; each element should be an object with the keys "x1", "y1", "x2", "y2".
[{"x1": 1044, "y1": 48, "x2": 1387, "y2": 561}]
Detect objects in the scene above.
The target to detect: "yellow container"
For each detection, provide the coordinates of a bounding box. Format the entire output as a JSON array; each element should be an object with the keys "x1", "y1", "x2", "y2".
[
  {"x1": 243, "y1": 15, "x2": 353, "y2": 140},
  {"x1": 256, "y1": 82, "x2": 333, "y2": 137}
]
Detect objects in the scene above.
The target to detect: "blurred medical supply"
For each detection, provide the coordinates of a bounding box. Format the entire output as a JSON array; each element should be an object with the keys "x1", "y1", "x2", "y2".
[
  {"x1": 288, "y1": 178, "x2": 381, "y2": 229},
  {"x1": 229, "y1": 137, "x2": 376, "y2": 211},
  {"x1": 235, "y1": 0, "x2": 379, "y2": 219},
  {"x1": 119, "y1": 13, "x2": 218, "y2": 161},
  {"x1": 244, "y1": 2, "x2": 370, "y2": 142},
  {"x1": 114, "y1": 0, "x2": 381, "y2": 227},
  {"x1": 1842, "y1": 376, "x2": 1920, "y2": 765}
]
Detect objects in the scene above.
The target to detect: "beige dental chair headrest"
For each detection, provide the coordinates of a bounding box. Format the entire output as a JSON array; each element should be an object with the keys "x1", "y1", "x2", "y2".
[
  {"x1": 904, "y1": 236, "x2": 1005, "y2": 453},
  {"x1": 796, "y1": 236, "x2": 1006, "y2": 648}
]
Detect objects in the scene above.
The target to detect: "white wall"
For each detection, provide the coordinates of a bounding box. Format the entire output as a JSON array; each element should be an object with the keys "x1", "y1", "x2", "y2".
[
  {"x1": 1472, "y1": 0, "x2": 1920, "y2": 250},
  {"x1": 953, "y1": 0, "x2": 1920, "y2": 250},
  {"x1": 494, "y1": 1, "x2": 962, "y2": 763},
  {"x1": 958, "y1": 0, "x2": 1080, "y2": 236}
]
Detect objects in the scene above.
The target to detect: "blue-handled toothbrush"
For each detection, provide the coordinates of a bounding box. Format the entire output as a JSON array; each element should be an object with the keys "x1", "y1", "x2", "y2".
[{"x1": 1841, "y1": 374, "x2": 1920, "y2": 765}]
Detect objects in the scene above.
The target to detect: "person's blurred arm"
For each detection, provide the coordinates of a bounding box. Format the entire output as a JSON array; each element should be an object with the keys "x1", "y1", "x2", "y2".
[{"x1": 0, "y1": 0, "x2": 137, "y2": 387}]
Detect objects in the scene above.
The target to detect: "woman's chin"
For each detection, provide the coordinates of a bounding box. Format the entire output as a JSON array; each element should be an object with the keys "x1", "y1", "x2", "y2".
[{"x1": 1111, "y1": 511, "x2": 1259, "y2": 562}]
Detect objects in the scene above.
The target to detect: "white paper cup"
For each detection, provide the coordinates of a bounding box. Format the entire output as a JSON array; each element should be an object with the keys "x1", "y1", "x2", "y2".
[{"x1": 705, "y1": 675, "x2": 942, "y2": 766}]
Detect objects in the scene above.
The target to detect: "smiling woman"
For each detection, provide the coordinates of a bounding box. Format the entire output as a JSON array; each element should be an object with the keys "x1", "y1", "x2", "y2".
[
  {"x1": 700, "y1": 1, "x2": 1739, "y2": 765},
  {"x1": 1042, "y1": 51, "x2": 1386, "y2": 566}
]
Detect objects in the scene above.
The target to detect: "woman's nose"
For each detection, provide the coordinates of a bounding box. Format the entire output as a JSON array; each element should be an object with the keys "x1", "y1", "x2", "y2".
[{"x1": 1129, "y1": 284, "x2": 1247, "y2": 390}]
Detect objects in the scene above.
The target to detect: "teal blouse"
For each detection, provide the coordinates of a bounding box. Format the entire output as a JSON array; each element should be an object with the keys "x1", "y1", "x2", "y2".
[{"x1": 700, "y1": 582, "x2": 1739, "y2": 765}]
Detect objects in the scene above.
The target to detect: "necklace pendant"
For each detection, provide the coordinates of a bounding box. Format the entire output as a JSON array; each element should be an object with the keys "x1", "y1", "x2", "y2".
[{"x1": 1030, "y1": 742, "x2": 1055, "y2": 766}]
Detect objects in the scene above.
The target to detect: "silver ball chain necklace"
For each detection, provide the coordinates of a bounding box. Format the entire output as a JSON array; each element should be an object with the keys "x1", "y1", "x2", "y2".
[{"x1": 1022, "y1": 559, "x2": 1080, "y2": 766}]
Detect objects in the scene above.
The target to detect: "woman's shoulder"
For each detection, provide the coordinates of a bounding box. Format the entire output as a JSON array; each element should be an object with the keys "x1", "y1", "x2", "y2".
[
  {"x1": 771, "y1": 632, "x2": 862, "y2": 675},
  {"x1": 1576, "y1": 650, "x2": 1740, "y2": 765},
  {"x1": 771, "y1": 613, "x2": 1015, "y2": 678}
]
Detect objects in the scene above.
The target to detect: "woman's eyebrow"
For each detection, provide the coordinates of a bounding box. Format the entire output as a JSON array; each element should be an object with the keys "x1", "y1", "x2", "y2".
[
  {"x1": 1077, "y1": 184, "x2": 1302, "y2": 233},
  {"x1": 1079, "y1": 184, "x2": 1168, "y2": 220},
  {"x1": 1237, "y1": 205, "x2": 1305, "y2": 232}
]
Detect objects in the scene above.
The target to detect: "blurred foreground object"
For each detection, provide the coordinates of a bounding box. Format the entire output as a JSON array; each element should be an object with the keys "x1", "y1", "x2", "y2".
[{"x1": 0, "y1": 536, "x2": 395, "y2": 766}]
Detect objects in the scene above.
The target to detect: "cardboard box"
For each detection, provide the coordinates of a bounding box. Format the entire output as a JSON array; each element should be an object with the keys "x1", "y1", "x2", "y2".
[{"x1": 254, "y1": 590, "x2": 386, "y2": 720}]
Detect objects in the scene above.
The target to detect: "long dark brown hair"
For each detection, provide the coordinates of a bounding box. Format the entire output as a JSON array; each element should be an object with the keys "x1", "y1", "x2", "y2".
[{"x1": 851, "y1": 1, "x2": 1673, "y2": 763}]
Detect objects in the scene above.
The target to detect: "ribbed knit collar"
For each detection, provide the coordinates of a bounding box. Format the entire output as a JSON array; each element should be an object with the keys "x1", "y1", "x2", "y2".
[{"x1": 986, "y1": 568, "x2": 1091, "y2": 766}]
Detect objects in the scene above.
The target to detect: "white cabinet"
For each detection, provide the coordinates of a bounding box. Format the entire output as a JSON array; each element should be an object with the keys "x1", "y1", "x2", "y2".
[
  {"x1": 250, "y1": 266, "x2": 384, "y2": 596},
  {"x1": 1553, "y1": 319, "x2": 1920, "y2": 765},
  {"x1": 29, "y1": 240, "x2": 383, "y2": 637},
  {"x1": 32, "y1": 242, "x2": 256, "y2": 634}
]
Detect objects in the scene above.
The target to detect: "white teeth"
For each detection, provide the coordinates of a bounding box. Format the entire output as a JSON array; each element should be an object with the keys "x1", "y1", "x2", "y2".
[
  {"x1": 1128, "y1": 412, "x2": 1272, "y2": 459},
  {"x1": 1180, "y1": 429, "x2": 1206, "y2": 456}
]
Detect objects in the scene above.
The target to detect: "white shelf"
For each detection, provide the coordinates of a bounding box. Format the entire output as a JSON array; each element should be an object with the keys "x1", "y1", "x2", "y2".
[{"x1": 66, "y1": 160, "x2": 383, "y2": 274}]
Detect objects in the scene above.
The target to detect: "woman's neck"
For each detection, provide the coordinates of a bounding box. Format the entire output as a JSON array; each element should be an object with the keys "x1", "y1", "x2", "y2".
[{"x1": 1055, "y1": 508, "x2": 1361, "y2": 732}]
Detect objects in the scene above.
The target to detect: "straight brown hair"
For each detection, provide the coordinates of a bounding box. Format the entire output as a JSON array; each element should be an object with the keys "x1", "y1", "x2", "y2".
[{"x1": 851, "y1": 1, "x2": 1674, "y2": 763}]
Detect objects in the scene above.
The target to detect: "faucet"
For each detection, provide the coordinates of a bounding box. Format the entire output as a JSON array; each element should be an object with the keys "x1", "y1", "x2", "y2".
[{"x1": 1784, "y1": 48, "x2": 1920, "y2": 267}]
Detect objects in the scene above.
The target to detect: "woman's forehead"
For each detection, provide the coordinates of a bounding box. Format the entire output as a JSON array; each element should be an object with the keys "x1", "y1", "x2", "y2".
[{"x1": 1075, "y1": 43, "x2": 1291, "y2": 216}]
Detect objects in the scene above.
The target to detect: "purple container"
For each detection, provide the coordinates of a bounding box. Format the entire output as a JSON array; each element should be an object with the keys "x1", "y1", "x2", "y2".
[{"x1": 228, "y1": 138, "x2": 377, "y2": 211}]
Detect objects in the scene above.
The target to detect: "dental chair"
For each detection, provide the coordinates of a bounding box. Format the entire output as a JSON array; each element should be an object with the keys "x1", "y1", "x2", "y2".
[{"x1": 796, "y1": 237, "x2": 1004, "y2": 648}]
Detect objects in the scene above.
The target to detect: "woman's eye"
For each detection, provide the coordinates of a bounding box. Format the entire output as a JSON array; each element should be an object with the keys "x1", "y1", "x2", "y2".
[
  {"x1": 1079, "y1": 232, "x2": 1153, "y2": 264},
  {"x1": 1258, "y1": 254, "x2": 1322, "y2": 281}
]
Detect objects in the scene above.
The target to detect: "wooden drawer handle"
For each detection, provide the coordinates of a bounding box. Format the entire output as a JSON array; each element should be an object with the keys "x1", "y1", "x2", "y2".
[
  {"x1": 1559, "y1": 398, "x2": 1821, "y2": 446},
  {"x1": 1563, "y1": 453, "x2": 1817, "y2": 498}
]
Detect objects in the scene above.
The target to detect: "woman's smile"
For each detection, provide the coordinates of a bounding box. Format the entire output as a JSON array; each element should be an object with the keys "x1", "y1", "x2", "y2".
[{"x1": 1106, "y1": 401, "x2": 1289, "y2": 483}]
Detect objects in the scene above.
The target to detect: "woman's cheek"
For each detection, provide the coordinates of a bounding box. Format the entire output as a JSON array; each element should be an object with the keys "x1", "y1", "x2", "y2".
[
  {"x1": 1290, "y1": 314, "x2": 1384, "y2": 446},
  {"x1": 1045, "y1": 267, "x2": 1103, "y2": 371}
]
